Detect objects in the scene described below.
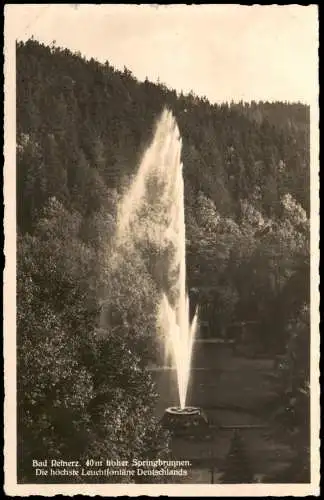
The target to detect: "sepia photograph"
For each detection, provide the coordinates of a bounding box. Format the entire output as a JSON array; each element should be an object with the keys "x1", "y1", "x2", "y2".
[{"x1": 4, "y1": 4, "x2": 319, "y2": 496}]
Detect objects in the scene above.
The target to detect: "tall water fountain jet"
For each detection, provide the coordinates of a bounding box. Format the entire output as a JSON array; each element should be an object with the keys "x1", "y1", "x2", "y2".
[{"x1": 115, "y1": 108, "x2": 198, "y2": 410}]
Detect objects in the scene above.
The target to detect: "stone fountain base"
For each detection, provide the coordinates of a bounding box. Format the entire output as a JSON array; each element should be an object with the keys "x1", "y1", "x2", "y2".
[{"x1": 161, "y1": 406, "x2": 211, "y2": 439}]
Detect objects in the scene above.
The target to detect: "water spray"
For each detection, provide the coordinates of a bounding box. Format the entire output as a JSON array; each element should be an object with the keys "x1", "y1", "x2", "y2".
[{"x1": 116, "y1": 108, "x2": 202, "y2": 420}]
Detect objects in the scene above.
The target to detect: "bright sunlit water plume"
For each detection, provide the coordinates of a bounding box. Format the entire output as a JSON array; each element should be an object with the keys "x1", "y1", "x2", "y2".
[{"x1": 115, "y1": 108, "x2": 198, "y2": 409}]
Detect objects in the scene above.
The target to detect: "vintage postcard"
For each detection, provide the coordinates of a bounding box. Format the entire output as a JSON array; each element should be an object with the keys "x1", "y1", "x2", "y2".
[{"x1": 4, "y1": 4, "x2": 320, "y2": 496}]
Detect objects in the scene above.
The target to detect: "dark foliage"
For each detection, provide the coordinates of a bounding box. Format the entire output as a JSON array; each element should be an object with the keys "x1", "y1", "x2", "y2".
[{"x1": 221, "y1": 430, "x2": 254, "y2": 483}]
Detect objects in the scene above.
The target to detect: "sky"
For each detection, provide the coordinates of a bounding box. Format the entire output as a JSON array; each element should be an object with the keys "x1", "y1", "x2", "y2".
[{"x1": 7, "y1": 4, "x2": 318, "y2": 104}]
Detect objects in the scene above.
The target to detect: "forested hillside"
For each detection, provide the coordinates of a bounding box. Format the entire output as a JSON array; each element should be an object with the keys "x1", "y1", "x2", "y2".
[{"x1": 16, "y1": 39, "x2": 310, "y2": 482}]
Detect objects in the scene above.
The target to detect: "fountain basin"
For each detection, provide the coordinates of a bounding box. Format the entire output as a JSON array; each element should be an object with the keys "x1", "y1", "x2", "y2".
[{"x1": 161, "y1": 406, "x2": 210, "y2": 438}]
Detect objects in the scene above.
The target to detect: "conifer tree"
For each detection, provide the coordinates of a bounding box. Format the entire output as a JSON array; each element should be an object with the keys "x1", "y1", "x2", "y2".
[{"x1": 221, "y1": 430, "x2": 254, "y2": 483}]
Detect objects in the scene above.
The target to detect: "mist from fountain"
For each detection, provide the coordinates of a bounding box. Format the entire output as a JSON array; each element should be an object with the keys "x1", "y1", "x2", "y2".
[{"x1": 115, "y1": 108, "x2": 198, "y2": 409}]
